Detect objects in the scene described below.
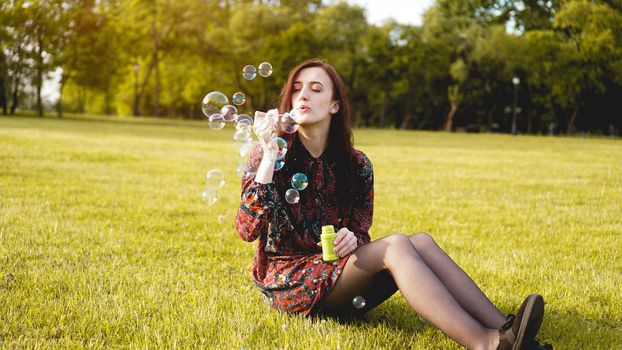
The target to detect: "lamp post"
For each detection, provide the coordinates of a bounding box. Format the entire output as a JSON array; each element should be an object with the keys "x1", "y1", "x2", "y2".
[
  {"x1": 133, "y1": 63, "x2": 140, "y2": 116},
  {"x1": 511, "y1": 76, "x2": 520, "y2": 135}
]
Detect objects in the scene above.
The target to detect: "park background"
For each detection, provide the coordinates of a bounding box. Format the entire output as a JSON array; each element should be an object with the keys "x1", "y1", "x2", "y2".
[
  {"x1": 2, "y1": 0, "x2": 622, "y2": 349},
  {"x1": 1, "y1": 0, "x2": 621, "y2": 134}
]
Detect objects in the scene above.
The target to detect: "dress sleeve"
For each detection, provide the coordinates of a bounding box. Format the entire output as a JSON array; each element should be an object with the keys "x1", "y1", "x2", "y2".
[
  {"x1": 349, "y1": 152, "x2": 374, "y2": 247},
  {"x1": 234, "y1": 146, "x2": 278, "y2": 242}
]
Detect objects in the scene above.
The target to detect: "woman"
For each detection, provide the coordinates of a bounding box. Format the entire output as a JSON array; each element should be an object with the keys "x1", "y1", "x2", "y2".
[{"x1": 235, "y1": 59, "x2": 551, "y2": 350}]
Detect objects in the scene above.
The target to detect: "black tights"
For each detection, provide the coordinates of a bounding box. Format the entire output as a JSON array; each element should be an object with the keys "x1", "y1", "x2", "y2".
[{"x1": 321, "y1": 233, "x2": 507, "y2": 350}]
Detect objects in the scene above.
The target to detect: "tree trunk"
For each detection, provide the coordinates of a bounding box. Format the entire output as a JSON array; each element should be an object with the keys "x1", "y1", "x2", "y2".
[
  {"x1": 151, "y1": 2, "x2": 160, "y2": 118},
  {"x1": 9, "y1": 43, "x2": 24, "y2": 115},
  {"x1": 136, "y1": 57, "x2": 156, "y2": 115},
  {"x1": 526, "y1": 110, "x2": 532, "y2": 134},
  {"x1": 355, "y1": 105, "x2": 363, "y2": 127},
  {"x1": 77, "y1": 86, "x2": 85, "y2": 114},
  {"x1": 57, "y1": 74, "x2": 65, "y2": 118},
  {"x1": 104, "y1": 88, "x2": 112, "y2": 115},
  {"x1": 153, "y1": 51, "x2": 160, "y2": 117},
  {"x1": 486, "y1": 103, "x2": 496, "y2": 132},
  {"x1": 0, "y1": 50, "x2": 6, "y2": 114},
  {"x1": 10, "y1": 77, "x2": 19, "y2": 114},
  {"x1": 0, "y1": 76, "x2": 6, "y2": 115},
  {"x1": 566, "y1": 109, "x2": 577, "y2": 135},
  {"x1": 379, "y1": 92, "x2": 387, "y2": 127},
  {"x1": 444, "y1": 104, "x2": 457, "y2": 131},
  {"x1": 36, "y1": 66, "x2": 44, "y2": 117},
  {"x1": 485, "y1": 81, "x2": 495, "y2": 132},
  {"x1": 400, "y1": 111, "x2": 412, "y2": 129},
  {"x1": 36, "y1": 37, "x2": 44, "y2": 117}
]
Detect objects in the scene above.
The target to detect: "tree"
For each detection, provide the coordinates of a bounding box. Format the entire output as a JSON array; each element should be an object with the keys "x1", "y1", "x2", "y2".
[
  {"x1": 470, "y1": 25, "x2": 526, "y2": 132},
  {"x1": 552, "y1": 0, "x2": 622, "y2": 133},
  {"x1": 1, "y1": 1, "x2": 30, "y2": 115},
  {"x1": 444, "y1": 84, "x2": 464, "y2": 131},
  {"x1": 56, "y1": 0, "x2": 125, "y2": 117},
  {"x1": 314, "y1": 2, "x2": 368, "y2": 89},
  {"x1": 21, "y1": 0, "x2": 67, "y2": 117}
]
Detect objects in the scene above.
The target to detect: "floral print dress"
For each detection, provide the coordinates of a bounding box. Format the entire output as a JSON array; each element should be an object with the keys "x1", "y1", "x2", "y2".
[{"x1": 235, "y1": 138, "x2": 374, "y2": 316}]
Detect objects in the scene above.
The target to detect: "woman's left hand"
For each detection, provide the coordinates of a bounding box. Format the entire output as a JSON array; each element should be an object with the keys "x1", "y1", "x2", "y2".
[{"x1": 333, "y1": 227, "x2": 358, "y2": 257}]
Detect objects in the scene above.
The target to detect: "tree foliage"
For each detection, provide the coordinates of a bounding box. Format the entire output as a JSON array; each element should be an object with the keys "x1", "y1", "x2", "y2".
[{"x1": 2, "y1": 0, "x2": 621, "y2": 134}]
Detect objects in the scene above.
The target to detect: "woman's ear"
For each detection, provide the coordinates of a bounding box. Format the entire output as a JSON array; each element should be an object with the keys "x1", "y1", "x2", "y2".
[{"x1": 330, "y1": 102, "x2": 340, "y2": 114}]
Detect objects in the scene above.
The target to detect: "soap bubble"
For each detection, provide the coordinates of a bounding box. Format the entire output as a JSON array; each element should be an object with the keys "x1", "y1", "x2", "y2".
[
  {"x1": 258, "y1": 62, "x2": 273, "y2": 77},
  {"x1": 208, "y1": 113, "x2": 225, "y2": 130},
  {"x1": 221, "y1": 104, "x2": 238, "y2": 122},
  {"x1": 236, "y1": 123, "x2": 253, "y2": 137},
  {"x1": 242, "y1": 65, "x2": 257, "y2": 80},
  {"x1": 291, "y1": 173, "x2": 308, "y2": 190},
  {"x1": 202, "y1": 91, "x2": 228, "y2": 117},
  {"x1": 274, "y1": 160, "x2": 285, "y2": 171},
  {"x1": 274, "y1": 137, "x2": 287, "y2": 160},
  {"x1": 352, "y1": 296, "x2": 366, "y2": 309},
  {"x1": 279, "y1": 112, "x2": 299, "y2": 134},
  {"x1": 232, "y1": 92, "x2": 246, "y2": 106},
  {"x1": 236, "y1": 165, "x2": 246, "y2": 178},
  {"x1": 285, "y1": 188, "x2": 300, "y2": 204},
  {"x1": 236, "y1": 114, "x2": 253, "y2": 128},
  {"x1": 205, "y1": 169, "x2": 225, "y2": 190},
  {"x1": 237, "y1": 164, "x2": 256, "y2": 178},
  {"x1": 239, "y1": 141, "x2": 257, "y2": 158},
  {"x1": 233, "y1": 127, "x2": 253, "y2": 144},
  {"x1": 201, "y1": 189, "x2": 219, "y2": 206},
  {"x1": 237, "y1": 158, "x2": 258, "y2": 178}
]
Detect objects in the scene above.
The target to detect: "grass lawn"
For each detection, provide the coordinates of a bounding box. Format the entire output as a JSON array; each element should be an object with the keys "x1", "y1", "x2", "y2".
[{"x1": 1, "y1": 113, "x2": 621, "y2": 349}]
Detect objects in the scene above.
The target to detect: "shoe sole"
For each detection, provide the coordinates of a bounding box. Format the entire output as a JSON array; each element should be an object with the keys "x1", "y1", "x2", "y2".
[{"x1": 513, "y1": 294, "x2": 545, "y2": 350}]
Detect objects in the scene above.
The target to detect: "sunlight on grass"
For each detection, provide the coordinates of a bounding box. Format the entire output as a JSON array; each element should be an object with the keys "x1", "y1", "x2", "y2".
[{"x1": 1, "y1": 114, "x2": 621, "y2": 348}]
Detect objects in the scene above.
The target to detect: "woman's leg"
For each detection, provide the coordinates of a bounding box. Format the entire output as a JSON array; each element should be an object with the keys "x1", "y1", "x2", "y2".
[
  {"x1": 322, "y1": 234, "x2": 499, "y2": 350},
  {"x1": 322, "y1": 269, "x2": 398, "y2": 318},
  {"x1": 408, "y1": 233, "x2": 507, "y2": 329}
]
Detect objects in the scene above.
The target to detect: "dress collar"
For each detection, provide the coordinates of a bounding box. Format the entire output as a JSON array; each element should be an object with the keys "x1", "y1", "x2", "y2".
[{"x1": 291, "y1": 135, "x2": 328, "y2": 162}]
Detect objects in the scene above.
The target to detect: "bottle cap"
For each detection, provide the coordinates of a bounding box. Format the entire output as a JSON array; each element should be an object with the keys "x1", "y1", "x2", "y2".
[{"x1": 321, "y1": 225, "x2": 335, "y2": 235}]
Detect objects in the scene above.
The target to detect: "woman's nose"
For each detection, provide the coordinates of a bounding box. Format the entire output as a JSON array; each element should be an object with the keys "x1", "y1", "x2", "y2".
[{"x1": 298, "y1": 86, "x2": 310, "y2": 100}]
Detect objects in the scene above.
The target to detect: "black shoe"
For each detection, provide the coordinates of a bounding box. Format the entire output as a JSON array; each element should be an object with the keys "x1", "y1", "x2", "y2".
[
  {"x1": 525, "y1": 338, "x2": 553, "y2": 350},
  {"x1": 497, "y1": 294, "x2": 545, "y2": 350}
]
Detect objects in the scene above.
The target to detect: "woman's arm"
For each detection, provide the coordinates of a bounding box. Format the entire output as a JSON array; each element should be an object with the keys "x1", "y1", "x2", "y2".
[
  {"x1": 234, "y1": 110, "x2": 280, "y2": 242},
  {"x1": 234, "y1": 145, "x2": 279, "y2": 242},
  {"x1": 252, "y1": 110, "x2": 279, "y2": 184}
]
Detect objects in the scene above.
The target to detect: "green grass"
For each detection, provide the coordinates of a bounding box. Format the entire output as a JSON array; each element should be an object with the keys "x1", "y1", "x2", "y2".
[{"x1": 1, "y1": 113, "x2": 621, "y2": 349}]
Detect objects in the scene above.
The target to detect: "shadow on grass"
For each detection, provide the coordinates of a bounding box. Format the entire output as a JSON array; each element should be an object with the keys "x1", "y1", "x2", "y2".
[
  {"x1": 538, "y1": 308, "x2": 621, "y2": 348},
  {"x1": 313, "y1": 301, "x2": 428, "y2": 336},
  {"x1": 312, "y1": 301, "x2": 620, "y2": 348}
]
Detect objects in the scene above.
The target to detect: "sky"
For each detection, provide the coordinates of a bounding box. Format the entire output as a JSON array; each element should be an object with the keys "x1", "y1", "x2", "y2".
[
  {"x1": 42, "y1": 1, "x2": 435, "y2": 102},
  {"x1": 346, "y1": 0, "x2": 435, "y2": 26}
]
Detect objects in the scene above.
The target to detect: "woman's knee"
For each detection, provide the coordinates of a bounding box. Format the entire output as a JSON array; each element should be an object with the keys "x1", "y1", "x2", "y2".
[
  {"x1": 386, "y1": 233, "x2": 415, "y2": 248},
  {"x1": 408, "y1": 232, "x2": 437, "y2": 250},
  {"x1": 384, "y1": 233, "x2": 421, "y2": 267}
]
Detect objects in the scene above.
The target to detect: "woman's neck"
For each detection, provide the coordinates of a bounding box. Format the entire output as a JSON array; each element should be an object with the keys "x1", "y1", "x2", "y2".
[{"x1": 297, "y1": 120, "x2": 330, "y2": 158}]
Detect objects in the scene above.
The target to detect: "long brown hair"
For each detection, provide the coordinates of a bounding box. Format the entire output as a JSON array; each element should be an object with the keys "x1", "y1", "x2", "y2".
[{"x1": 278, "y1": 59, "x2": 355, "y2": 203}]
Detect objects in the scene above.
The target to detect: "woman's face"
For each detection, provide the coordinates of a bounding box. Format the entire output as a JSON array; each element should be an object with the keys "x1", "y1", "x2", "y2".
[{"x1": 290, "y1": 67, "x2": 339, "y2": 126}]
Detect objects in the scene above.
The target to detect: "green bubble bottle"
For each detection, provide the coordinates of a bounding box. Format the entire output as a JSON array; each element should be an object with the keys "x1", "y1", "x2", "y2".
[{"x1": 321, "y1": 225, "x2": 338, "y2": 262}]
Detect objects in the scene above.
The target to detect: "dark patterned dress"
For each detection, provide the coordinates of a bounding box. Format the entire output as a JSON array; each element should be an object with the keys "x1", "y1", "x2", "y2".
[{"x1": 235, "y1": 137, "x2": 374, "y2": 316}]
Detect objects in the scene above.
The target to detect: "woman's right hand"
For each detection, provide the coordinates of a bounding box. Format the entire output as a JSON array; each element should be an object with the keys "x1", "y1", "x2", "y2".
[{"x1": 254, "y1": 109, "x2": 279, "y2": 162}]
